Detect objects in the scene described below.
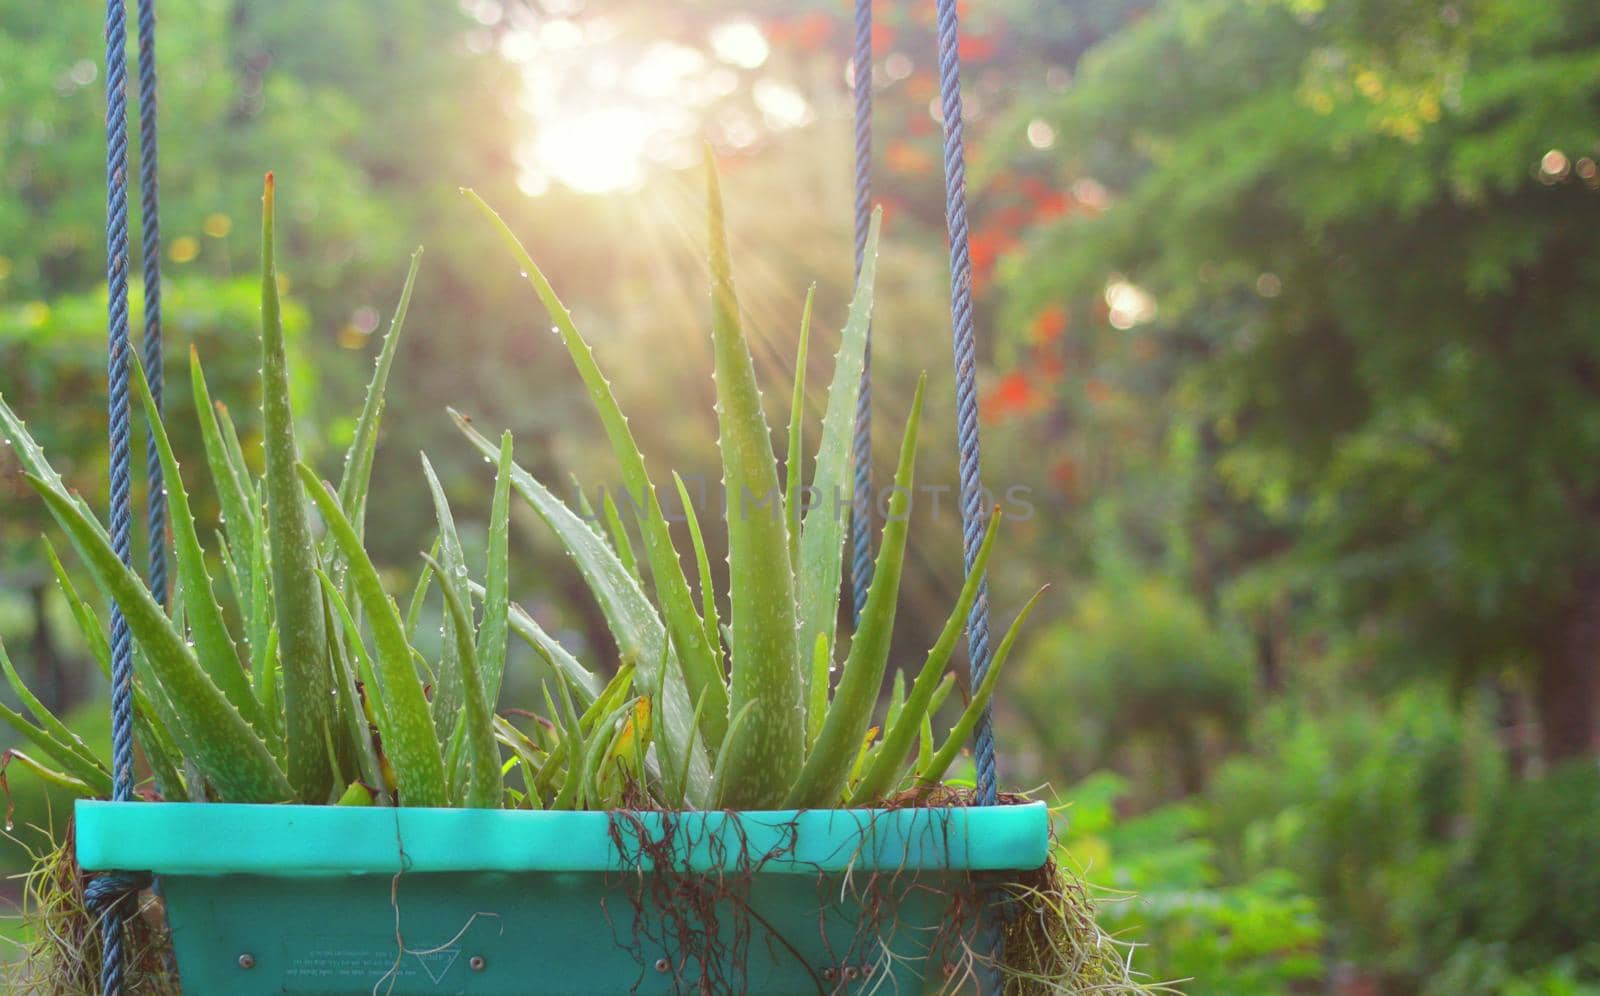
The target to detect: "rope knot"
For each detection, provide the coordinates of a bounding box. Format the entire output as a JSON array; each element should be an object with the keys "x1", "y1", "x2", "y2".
[{"x1": 84, "y1": 869, "x2": 153, "y2": 915}]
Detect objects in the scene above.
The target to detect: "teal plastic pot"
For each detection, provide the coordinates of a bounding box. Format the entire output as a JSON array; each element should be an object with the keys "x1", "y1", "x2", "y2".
[{"x1": 77, "y1": 799, "x2": 1048, "y2": 994}]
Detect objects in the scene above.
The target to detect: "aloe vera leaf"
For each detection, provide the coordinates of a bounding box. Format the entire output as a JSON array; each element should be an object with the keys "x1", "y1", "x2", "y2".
[
  {"x1": 785, "y1": 285, "x2": 815, "y2": 567},
  {"x1": 884, "y1": 670, "x2": 907, "y2": 737},
  {"x1": 806, "y1": 632, "x2": 830, "y2": 749},
  {"x1": 0, "y1": 642, "x2": 112, "y2": 795},
  {"x1": 533, "y1": 681, "x2": 570, "y2": 795},
  {"x1": 796, "y1": 209, "x2": 881, "y2": 711},
  {"x1": 917, "y1": 588, "x2": 1046, "y2": 787},
  {"x1": 426, "y1": 554, "x2": 501, "y2": 810},
  {"x1": 133, "y1": 707, "x2": 189, "y2": 801},
  {"x1": 479, "y1": 433, "x2": 514, "y2": 706},
  {"x1": 569, "y1": 473, "x2": 600, "y2": 527},
  {"x1": 214, "y1": 530, "x2": 245, "y2": 626},
  {"x1": 44, "y1": 540, "x2": 186, "y2": 798},
  {"x1": 577, "y1": 696, "x2": 638, "y2": 809},
  {"x1": 462, "y1": 190, "x2": 729, "y2": 746},
  {"x1": 0, "y1": 396, "x2": 109, "y2": 544},
  {"x1": 259, "y1": 175, "x2": 335, "y2": 802},
  {"x1": 928, "y1": 669, "x2": 956, "y2": 717},
  {"x1": 528, "y1": 662, "x2": 633, "y2": 803},
  {"x1": 260, "y1": 626, "x2": 281, "y2": 741},
  {"x1": 420, "y1": 454, "x2": 467, "y2": 737},
  {"x1": 671, "y1": 471, "x2": 724, "y2": 672},
  {"x1": 532, "y1": 663, "x2": 638, "y2": 798},
  {"x1": 214, "y1": 400, "x2": 257, "y2": 508},
  {"x1": 711, "y1": 698, "x2": 761, "y2": 807},
  {"x1": 246, "y1": 507, "x2": 272, "y2": 691},
  {"x1": 623, "y1": 700, "x2": 653, "y2": 806},
  {"x1": 920, "y1": 673, "x2": 956, "y2": 778},
  {"x1": 702, "y1": 155, "x2": 803, "y2": 809},
  {"x1": 849, "y1": 726, "x2": 880, "y2": 785},
  {"x1": 323, "y1": 577, "x2": 388, "y2": 736},
  {"x1": 42, "y1": 539, "x2": 112, "y2": 681},
  {"x1": 670, "y1": 685, "x2": 713, "y2": 808},
  {"x1": 492, "y1": 592, "x2": 599, "y2": 707},
  {"x1": 404, "y1": 536, "x2": 441, "y2": 646},
  {"x1": 849, "y1": 508, "x2": 1002, "y2": 805},
  {"x1": 190, "y1": 349, "x2": 257, "y2": 589},
  {"x1": 452, "y1": 412, "x2": 710, "y2": 806},
  {"x1": 0, "y1": 750, "x2": 99, "y2": 798},
  {"x1": 550, "y1": 678, "x2": 585, "y2": 809},
  {"x1": 916, "y1": 712, "x2": 935, "y2": 777},
  {"x1": 298, "y1": 464, "x2": 448, "y2": 807},
  {"x1": 579, "y1": 663, "x2": 636, "y2": 735},
  {"x1": 600, "y1": 490, "x2": 639, "y2": 582},
  {"x1": 596, "y1": 695, "x2": 650, "y2": 807},
  {"x1": 131, "y1": 643, "x2": 199, "y2": 780},
  {"x1": 131, "y1": 356, "x2": 267, "y2": 735},
  {"x1": 317, "y1": 571, "x2": 389, "y2": 805},
  {"x1": 27, "y1": 481, "x2": 291, "y2": 802},
  {"x1": 785, "y1": 374, "x2": 925, "y2": 808},
  {"x1": 0, "y1": 638, "x2": 109, "y2": 785},
  {"x1": 336, "y1": 248, "x2": 421, "y2": 541},
  {"x1": 494, "y1": 717, "x2": 545, "y2": 810}
]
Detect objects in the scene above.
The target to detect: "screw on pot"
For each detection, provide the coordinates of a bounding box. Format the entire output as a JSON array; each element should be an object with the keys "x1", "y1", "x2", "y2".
[
  {"x1": 842, "y1": 965, "x2": 860, "y2": 981},
  {"x1": 469, "y1": 955, "x2": 486, "y2": 972},
  {"x1": 654, "y1": 956, "x2": 671, "y2": 973},
  {"x1": 821, "y1": 966, "x2": 838, "y2": 982},
  {"x1": 862, "y1": 963, "x2": 876, "y2": 978},
  {"x1": 237, "y1": 953, "x2": 255, "y2": 970}
]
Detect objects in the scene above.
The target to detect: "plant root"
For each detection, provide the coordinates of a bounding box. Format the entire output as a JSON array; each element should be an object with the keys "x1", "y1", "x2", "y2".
[{"x1": 2, "y1": 821, "x2": 180, "y2": 995}]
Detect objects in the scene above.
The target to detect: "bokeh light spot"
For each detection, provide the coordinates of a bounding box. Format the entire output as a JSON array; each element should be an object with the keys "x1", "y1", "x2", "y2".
[{"x1": 169, "y1": 236, "x2": 199, "y2": 263}]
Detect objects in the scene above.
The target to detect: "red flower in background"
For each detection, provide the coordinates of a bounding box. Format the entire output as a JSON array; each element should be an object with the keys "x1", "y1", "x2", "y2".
[
  {"x1": 1032, "y1": 305, "x2": 1069, "y2": 344},
  {"x1": 983, "y1": 371, "x2": 1037, "y2": 422},
  {"x1": 1034, "y1": 349, "x2": 1067, "y2": 381},
  {"x1": 967, "y1": 227, "x2": 1018, "y2": 291},
  {"x1": 885, "y1": 140, "x2": 935, "y2": 175},
  {"x1": 959, "y1": 33, "x2": 997, "y2": 62},
  {"x1": 773, "y1": 12, "x2": 835, "y2": 49},
  {"x1": 1050, "y1": 457, "x2": 1080, "y2": 496}
]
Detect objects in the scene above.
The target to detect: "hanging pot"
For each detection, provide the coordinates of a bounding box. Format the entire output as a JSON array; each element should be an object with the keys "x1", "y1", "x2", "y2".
[{"x1": 77, "y1": 799, "x2": 1048, "y2": 994}]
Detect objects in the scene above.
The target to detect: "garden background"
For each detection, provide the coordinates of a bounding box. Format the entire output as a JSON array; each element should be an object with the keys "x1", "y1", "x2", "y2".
[{"x1": 1, "y1": 0, "x2": 1597, "y2": 991}]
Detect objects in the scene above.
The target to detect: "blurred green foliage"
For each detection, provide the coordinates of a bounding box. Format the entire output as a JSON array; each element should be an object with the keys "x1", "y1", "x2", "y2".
[
  {"x1": 999, "y1": 0, "x2": 1600, "y2": 760},
  {"x1": 1206, "y1": 686, "x2": 1506, "y2": 984},
  {"x1": 1016, "y1": 575, "x2": 1250, "y2": 796},
  {"x1": 1059, "y1": 772, "x2": 1323, "y2": 994},
  {"x1": 1426, "y1": 761, "x2": 1600, "y2": 991}
]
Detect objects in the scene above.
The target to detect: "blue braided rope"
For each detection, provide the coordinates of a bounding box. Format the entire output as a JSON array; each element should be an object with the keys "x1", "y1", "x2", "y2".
[
  {"x1": 931, "y1": 0, "x2": 1004, "y2": 983},
  {"x1": 847, "y1": 0, "x2": 874, "y2": 626},
  {"x1": 102, "y1": 0, "x2": 153, "y2": 990},
  {"x1": 137, "y1": 0, "x2": 166, "y2": 608},
  {"x1": 104, "y1": 0, "x2": 135, "y2": 830},
  {"x1": 933, "y1": 0, "x2": 998, "y2": 811}
]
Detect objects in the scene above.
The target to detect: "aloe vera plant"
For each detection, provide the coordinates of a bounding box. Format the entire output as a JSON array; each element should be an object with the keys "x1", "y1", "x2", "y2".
[
  {"x1": 0, "y1": 176, "x2": 537, "y2": 809},
  {"x1": 0, "y1": 165, "x2": 1035, "y2": 816},
  {"x1": 457, "y1": 153, "x2": 1041, "y2": 810}
]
